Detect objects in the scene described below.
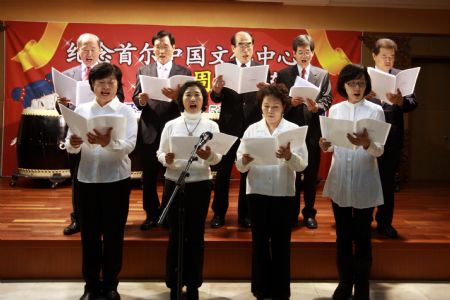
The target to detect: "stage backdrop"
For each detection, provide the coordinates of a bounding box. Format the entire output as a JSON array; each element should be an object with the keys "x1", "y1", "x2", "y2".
[{"x1": 2, "y1": 21, "x2": 361, "y2": 177}]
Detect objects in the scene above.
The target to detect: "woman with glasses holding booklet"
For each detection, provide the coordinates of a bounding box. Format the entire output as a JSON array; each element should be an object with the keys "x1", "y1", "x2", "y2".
[
  {"x1": 319, "y1": 64, "x2": 386, "y2": 300},
  {"x1": 235, "y1": 84, "x2": 308, "y2": 300}
]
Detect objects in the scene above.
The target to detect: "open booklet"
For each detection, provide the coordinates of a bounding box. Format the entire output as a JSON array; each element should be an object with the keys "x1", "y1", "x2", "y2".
[
  {"x1": 240, "y1": 126, "x2": 308, "y2": 165},
  {"x1": 368, "y1": 67, "x2": 420, "y2": 105},
  {"x1": 139, "y1": 74, "x2": 196, "y2": 102},
  {"x1": 59, "y1": 104, "x2": 126, "y2": 144},
  {"x1": 214, "y1": 62, "x2": 269, "y2": 94},
  {"x1": 169, "y1": 132, "x2": 238, "y2": 160},
  {"x1": 289, "y1": 76, "x2": 320, "y2": 101},
  {"x1": 52, "y1": 68, "x2": 95, "y2": 106},
  {"x1": 319, "y1": 116, "x2": 391, "y2": 150}
]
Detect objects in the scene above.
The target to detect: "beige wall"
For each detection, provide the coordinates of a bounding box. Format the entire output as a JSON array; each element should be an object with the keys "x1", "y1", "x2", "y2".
[{"x1": 1, "y1": 0, "x2": 450, "y2": 179}]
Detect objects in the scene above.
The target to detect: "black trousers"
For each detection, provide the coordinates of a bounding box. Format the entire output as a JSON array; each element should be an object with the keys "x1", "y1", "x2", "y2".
[
  {"x1": 68, "y1": 152, "x2": 81, "y2": 222},
  {"x1": 164, "y1": 179, "x2": 212, "y2": 289},
  {"x1": 248, "y1": 194, "x2": 293, "y2": 300},
  {"x1": 293, "y1": 144, "x2": 320, "y2": 221},
  {"x1": 211, "y1": 140, "x2": 249, "y2": 220},
  {"x1": 78, "y1": 178, "x2": 131, "y2": 293},
  {"x1": 375, "y1": 145, "x2": 401, "y2": 227},
  {"x1": 141, "y1": 142, "x2": 165, "y2": 219},
  {"x1": 332, "y1": 201, "x2": 373, "y2": 299}
]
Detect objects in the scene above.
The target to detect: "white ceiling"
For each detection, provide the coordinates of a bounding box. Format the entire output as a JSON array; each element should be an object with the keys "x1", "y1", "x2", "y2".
[{"x1": 235, "y1": 0, "x2": 450, "y2": 10}]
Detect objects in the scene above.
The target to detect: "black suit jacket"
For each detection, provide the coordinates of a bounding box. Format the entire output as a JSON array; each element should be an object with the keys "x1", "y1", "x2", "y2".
[
  {"x1": 367, "y1": 67, "x2": 418, "y2": 150},
  {"x1": 276, "y1": 65, "x2": 332, "y2": 147},
  {"x1": 211, "y1": 60, "x2": 269, "y2": 137},
  {"x1": 132, "y1": 63, "x2": 192, "y2": 145}
]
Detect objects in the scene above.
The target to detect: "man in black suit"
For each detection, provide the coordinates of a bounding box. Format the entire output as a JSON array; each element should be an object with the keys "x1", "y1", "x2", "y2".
[
  {"x1": 209, "y1": 31, "x2": 268, "y2": 228},
  {"x1": 132, "y1": 30, "x2": 192, "y2": 230},
  {"x1": 276, "y1": 34, "x2": 332, "y2": 229},
  {"x1": 60, "y1": 33, "x2": 124, "y2": 236},
  {"x1": 368, "y1": 38, "x2": 418, "y2": 238}
]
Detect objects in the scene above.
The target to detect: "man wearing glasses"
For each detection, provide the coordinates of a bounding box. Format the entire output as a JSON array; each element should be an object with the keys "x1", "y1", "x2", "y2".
[
  {"x1": 132, "y1": 30, "x2": 192, "y2": 230},
  {"x1": 367, "y1": 38, "x2": 418, "y2": 238},
  {"x1": 209, "y1": 31, "x2": 269, "y2": 229},
  {"x1": 276, "y1": 34, "x2": 332, "y2": 229}
]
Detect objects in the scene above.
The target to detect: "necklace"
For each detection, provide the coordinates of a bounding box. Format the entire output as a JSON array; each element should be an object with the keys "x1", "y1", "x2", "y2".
[{"x1": 184, "y1": 118, "x2": 202, "y2": 136}]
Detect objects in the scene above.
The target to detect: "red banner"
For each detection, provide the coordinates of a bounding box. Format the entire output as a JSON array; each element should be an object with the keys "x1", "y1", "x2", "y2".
[{"x1": 3, "y1": 21, "x2": 361, "y2": 176}]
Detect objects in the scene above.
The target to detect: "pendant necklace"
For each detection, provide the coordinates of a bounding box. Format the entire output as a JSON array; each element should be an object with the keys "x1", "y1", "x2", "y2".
[{"x1": 184, "y1": 118, "x2": 201, "y2": 136}]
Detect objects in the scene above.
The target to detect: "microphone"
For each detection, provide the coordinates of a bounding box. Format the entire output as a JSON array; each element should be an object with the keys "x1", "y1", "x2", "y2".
[{"x1": 195, "y1": 131, "x2": 213, "y2": 149}]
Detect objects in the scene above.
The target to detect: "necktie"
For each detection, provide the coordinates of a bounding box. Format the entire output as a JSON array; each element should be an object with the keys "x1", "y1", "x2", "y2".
[
  {"x1": 241, "y1": 63, "x2": 246, "y2": 67},
  {"x1": 83, "y1": 66, "x2": 91, "y2": 81},
  {"x1": 301, "y1": 68, "x2": 306, "y2": 79}
]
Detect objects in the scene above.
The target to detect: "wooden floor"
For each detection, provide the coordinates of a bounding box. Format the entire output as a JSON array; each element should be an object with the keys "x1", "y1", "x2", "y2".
[{"x1": 1, "y1": 177, "x2": 449, "y2": 280}]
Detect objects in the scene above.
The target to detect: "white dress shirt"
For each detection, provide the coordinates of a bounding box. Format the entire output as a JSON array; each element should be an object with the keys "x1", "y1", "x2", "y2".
[
  {"x1": 156, "y1": 60, "x2": 173, "y2": 79},
  {"x1": 65, "y1": 97, "x2": 137, "y2": 183},
  {"x1": 297, "y1": 63, "x2": 311, "y2": 80},
  {"x1": 235, "y1": 118, "x2": 308, "y2": 197},
  {"x1": 157, "y1": 113, "x2": 222, "y2": 183},
  {"x1": 323, "y1": 99, "x2": 385, "y2": 209}
]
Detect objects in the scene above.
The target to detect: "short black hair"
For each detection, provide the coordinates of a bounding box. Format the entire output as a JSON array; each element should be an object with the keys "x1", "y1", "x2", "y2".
[
  {"x1": 292, "y1": 34, "x2": 315, "y2": 52},
  {"x1": 256, "y1": 83, "x2": 290, "y2": 112},
  {"x1": 373, "y1": 38, "x2": 398, "y2": 55},
  {"x1": 177, "y1": 81, "x2": 209, "y2": 112},
  {"x1": 152, "y1": 30, "x2": 175, "y2": 46},
  {"x1": 88, "y1": 62, "x2": 123, "y2": 93},
  {"x1": 336, "y1": 64, "x2": 372, "y2": 98},
  {"x1": 230, "y1": 31, "x2": 255, "y2": 46}
]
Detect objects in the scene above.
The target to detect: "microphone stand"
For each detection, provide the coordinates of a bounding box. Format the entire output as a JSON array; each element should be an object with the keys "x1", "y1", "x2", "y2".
[{"x1": 159, "y1": 143, "x2": 202, "y2": 300}]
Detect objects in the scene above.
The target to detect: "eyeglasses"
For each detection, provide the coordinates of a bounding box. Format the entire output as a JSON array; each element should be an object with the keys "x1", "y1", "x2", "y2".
[
  {"x1": 296, "y1": 50, "x2": 312, "y2": 57},
  {"x1": 346, "y1": 80, "x2": 366, "y2": 88},
  {"x1": 236, "y1": 42, "x2": 253, "y2": 50},
  {"x1": 154, "y1": 45, "x2": 171, "y2": 52},
  {"x1": 95, "y1": 80, "x2": 117, "y2": 87}
]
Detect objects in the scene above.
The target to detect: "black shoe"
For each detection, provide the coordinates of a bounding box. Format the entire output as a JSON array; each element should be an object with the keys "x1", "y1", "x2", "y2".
[
  {"x1": 238, "y1": 217, "x2": 251, "y2": 228},
  {"x1": 104, "y1": 290, "x2": 120, "y2": 300},
  {"x1": 376, "y1": 224, "x2": 398, "y2": 238},
  {"x1": 64, "y1": 221, "x2": 80, "y2": 235},
  {"x1": 140, "y1": 217, "x2": 157, "y2": 230},
  {"x1": 187, "y1": 287, "x2": 199, "y2": 300},
  {"x1": 303, "y1": 217, "x2": 318, "y2": 229},
  {"x1": 79, "y1": 291, "x2": 97, "y2": 300},
  {"x1": 210, "y1": 215, "x2": 225, "y2": 228},
  {"x1": 332, "y1": 283, "x2": 353, "y2": 300}
]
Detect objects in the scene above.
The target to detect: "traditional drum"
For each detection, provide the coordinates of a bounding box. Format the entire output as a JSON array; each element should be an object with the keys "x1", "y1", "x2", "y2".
[{"x1": 12, "y1": 108, "x2": 70, "y2": 186}]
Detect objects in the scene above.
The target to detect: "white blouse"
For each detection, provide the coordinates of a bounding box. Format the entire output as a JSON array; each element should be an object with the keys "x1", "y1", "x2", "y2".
[
  {"x1": 235, "y1": 118, "x2": 308, "y2": 197},
  {"x1": 65, "y1": 97, "x2": 137, "y2": 183},
  {"x1": 157, "y1": 113, "x2": 222, "y2": 183},
  {"x1": 323, "y1": 99, "x2": 385, "y2": 209}
]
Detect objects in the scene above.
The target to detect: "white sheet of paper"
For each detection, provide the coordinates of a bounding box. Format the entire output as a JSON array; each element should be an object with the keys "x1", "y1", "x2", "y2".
[
  {"x1": 319, "y1": 116, "x2": 355, "y2": 149},
  {"x1": 139, "y1": 75, "x2": 195, "y2": 102},
  {"x1": 368, "y1": 67, "x2": 420, "y2": 105},
  {"x1": 355, "y1": 118, "x2": 392, "y2": 146},
  {"x1": 169, "y1": 136, "x2": 198, "y2": 160},
  {"x1": 59, "y1": 104, "x2": 126, "y2": 144},
  {"x1": 276, "y1": 126, "x2": 308, "y2": 151},
  {"x1": 205, "y1": 132, "x2": 238, "y2": 155},
  {"x1": 320, "y1": 116, "x2": 391, "y2": 149},
  {"x1": 241, "y1": 138, "x2": 279, "y2": 165},
  {"x1": 215, "y1": 63, "x2": 269, "y2": 94},
  {"x1": 52, "y1": 68, "x2": 95, "y2": 106}
]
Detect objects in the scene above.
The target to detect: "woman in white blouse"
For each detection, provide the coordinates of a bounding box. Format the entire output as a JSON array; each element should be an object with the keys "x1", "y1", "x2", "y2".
[
  {"x1": 157, "y1": 81, "x2": 221, "y2": 300},
  {"x1": 235, "y1": 84, "x2": 308, "y2": 300},
  {"x1": 65, "y1": 63, "x2": 137, "y2": 300},
  {"x1": 319, "y1": 64, "x2": 385, "y2": 300}
]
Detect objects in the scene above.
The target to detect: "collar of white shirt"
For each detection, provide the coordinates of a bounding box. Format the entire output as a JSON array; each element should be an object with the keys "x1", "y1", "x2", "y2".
[
  {"x1": 156, "y1": 60, "x2": 173, "y2": 72},
  {"x1": 235, "y1": 59, "x2": 251, "y2": 68},
  {"x1": 297, "y1": 63, "x2": 311, "y2": 78},
  {"x1": 92, "y1": 97, "x2": 121, "y2": 112}
]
